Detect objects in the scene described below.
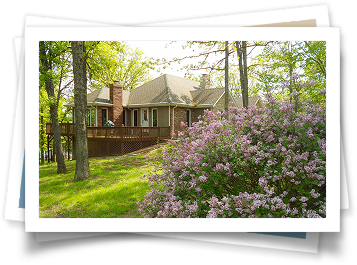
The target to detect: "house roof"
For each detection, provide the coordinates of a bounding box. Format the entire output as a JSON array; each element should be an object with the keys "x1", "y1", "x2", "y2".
[
  {"x1": 190, "y1": 88, "x2": 225, "y2": 105},
  {"x1": 65, "y1": 74, "x2": 235, "y2": 108},
  {"x1": 128, "y1": 74, "x2": 202, "y2": 105},
  {"x1": 233, "y1": 96, "x2": 262, "y2": 109},
  {"x1": 87, "y1": 87, "x2": 112, "y2": 104},
  {"x1": 127, "y1": 74, "x2": 228, "y2": 107},
  {"x1": 65, "y1": 87, "x2": 113, "y2": 107}
]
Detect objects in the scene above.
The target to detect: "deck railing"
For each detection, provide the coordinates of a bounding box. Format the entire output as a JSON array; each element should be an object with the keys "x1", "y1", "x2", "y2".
[{"x1": 46, "y1": 123, "x2": 171, "y2": 140}]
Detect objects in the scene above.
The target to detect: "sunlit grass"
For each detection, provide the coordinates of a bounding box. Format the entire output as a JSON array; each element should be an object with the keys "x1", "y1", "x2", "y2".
[{"x1": 39, "y1": 147, "x2": 165, "y2": 218}]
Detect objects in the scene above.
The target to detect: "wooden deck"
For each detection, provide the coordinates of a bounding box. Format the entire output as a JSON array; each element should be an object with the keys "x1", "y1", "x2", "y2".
[
  {"x1": 46, "y1": 123, "x2": 171, "y2": 142},
  {"x1": 46, "y1": 123, "x2": 171, "y2": 158}
]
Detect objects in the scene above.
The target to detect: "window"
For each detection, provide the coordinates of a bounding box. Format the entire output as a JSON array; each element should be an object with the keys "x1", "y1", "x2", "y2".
[
  {"x1": 152, "y1": 108, "x2": 158, "y2": 127},
  {"x1": 87, "y1": 108, "x2": 91, "y2": 125},
  {"x1": 102, "y1": 108, "x2": 108, "y2": 126},
  {"x1": 91, "y1": 108, "x2": 95, "y2": 126},
  {"x1": 87, "y1": 108, "x2": 96, "y2": 126},
  {"x1": 186, "y1": 109, "x2": 191, "y2": 127},
  {"x1": 133, "y1": 109, "x2": 138, "y2": 126},
  {"x1": 123, "y1": 109, "x2": 127, "y2": 126}
]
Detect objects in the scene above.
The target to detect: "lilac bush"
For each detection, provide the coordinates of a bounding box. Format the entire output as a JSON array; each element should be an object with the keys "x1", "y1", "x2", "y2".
[{"x1": 138, "y1": 89, "x2": 326, "y2": 218}]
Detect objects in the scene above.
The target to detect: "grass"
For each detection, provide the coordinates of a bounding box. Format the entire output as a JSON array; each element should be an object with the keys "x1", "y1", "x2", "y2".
[{"x1": 39, "y1": 148, "x2": 164, "y2": 218}]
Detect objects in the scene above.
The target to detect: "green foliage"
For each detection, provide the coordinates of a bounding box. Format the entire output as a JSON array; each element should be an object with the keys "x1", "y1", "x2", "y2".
[
  {"x1": 252, "y1": 41, "x2": 326, "y2": 104},
  {"x1": 39, "y1": 41, "x2": 157, "y2": 162},
  {"x1": 160, "y1": 41, "x2": 326, "y2": 106},
  {"x1": 86, "y1": 41, "x2": 155, "y2": 91}
]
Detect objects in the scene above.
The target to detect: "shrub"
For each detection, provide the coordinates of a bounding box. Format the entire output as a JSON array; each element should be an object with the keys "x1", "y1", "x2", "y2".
[{"x1": 138, "y1": 89, "x2": 326, "y2": 218}]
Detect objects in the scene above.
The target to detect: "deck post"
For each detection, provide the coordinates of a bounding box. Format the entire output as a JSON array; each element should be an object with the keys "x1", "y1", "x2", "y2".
[{"x1": 140, "y1": 127, "x2": 143, "y2": 149}]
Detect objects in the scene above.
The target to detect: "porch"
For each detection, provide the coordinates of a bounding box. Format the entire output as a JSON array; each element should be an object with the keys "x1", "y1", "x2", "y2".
[
  {"x1": 45, "y1": 123, "x2": 171, "y2": 159},
  {"x1": 46, "y1": 123, "x2": 170, "y2": 140}
]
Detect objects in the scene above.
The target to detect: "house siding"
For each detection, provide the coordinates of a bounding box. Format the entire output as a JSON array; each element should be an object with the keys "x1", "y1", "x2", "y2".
[
  {"x1": 170, "y1": 107, "x2": 194, "y2": 135},
  {"x1": 95, "y1": 106, "x2": 113, "y2": 127},
  {"x1": 125, "y1": 109, "x2": 131, "y2": 126},
  {"x1": 157, "y1": 106, "x2": 170, "y2": 127},
  {"x1": 192, "y1": 108, "x2": 208, "y2": 123}
]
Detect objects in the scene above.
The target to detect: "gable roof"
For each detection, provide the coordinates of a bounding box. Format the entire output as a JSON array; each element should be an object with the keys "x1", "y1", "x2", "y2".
[
  {"x1": 128, "y1": 74, "x2": 202, "y2": 105},
  {"x1": 65, "y1": 87, "x2": 113, "y2": 107},
  {"x1": 233, "y1": 96, "x2": 262, "y2": 109},
  {"x1": 65, "y1": 74, "x2": 233, "y2": 108},
  {"x1": 87, "y1": 87, "x2": 112, "y2": 104},
  {"x1": 127, "y1": 74, "x2": 229, "y2": 107},
  {"x1": 190, "y1": 88, "x2": 225, "y2": 105}
]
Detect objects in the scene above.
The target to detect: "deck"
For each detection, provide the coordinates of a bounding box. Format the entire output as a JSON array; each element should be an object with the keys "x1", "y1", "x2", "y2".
[
  {"x1": 46, "y1": 123, "x2": 171, "y2": 158},
  {"x1": 46, "y1": 123, "x2": 171, "y2": 141}
]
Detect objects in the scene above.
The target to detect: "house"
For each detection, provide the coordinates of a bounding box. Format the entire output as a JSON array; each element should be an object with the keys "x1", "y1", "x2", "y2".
[
  {"x1": 48, "y1": 74, "x2": 263, "y2": 159},
  {"x1": 66, "y1": 74, "x2": 262, "y2": 135}
]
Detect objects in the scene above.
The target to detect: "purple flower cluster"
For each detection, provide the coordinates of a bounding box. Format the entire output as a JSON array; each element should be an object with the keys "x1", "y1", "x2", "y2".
[{"x1": 138, "y1": 87, "x2": 326, "y2": 218}]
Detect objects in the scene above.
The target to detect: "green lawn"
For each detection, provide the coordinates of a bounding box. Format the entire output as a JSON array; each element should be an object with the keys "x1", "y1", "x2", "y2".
[{"x1": 39, "y1": 149, "x2": 163, "y2": 218}]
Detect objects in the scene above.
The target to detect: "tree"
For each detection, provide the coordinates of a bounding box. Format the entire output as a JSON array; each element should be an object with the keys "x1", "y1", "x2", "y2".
[
  {"x1": 86, "y1": 41, "x2": 155, "y2": 91},
  {"x1": 252, "y1": 41, "x2": 326, "y2": 104},
  {"x1": 224, "y1": 41, "x2": 229, "y2": 113},
  {"x1": 236, "y1": 41, "x2": 249, "y2": 108},
  {"x1": 159, "y1": 41, "x2": 271, "y2": 104},
  {"x1": 71, "y1": 41, "x2": 91, "y2": 181},
  {"x1": 39, "y1": 41, "x2": 67, "y2": 173},
  {"x1": 39, "y1": 41, "x2": 74, "y2": 164}
]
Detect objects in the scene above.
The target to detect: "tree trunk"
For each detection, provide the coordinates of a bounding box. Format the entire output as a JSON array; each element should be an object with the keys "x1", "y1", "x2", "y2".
[
  {"x1": 288, "y1": 41, "x2": 294, "y2": 102},
  {"x1": 39, "y1": 41, "x2": 67, "y2": 173},
  {"x1": 72, "y1": 41, "x2": 91, "y2": 181},
  {"x1": 40, "y1": 106, "x2": 45, "y2": 164},
  {"x1": 236, "y1": 41, "x2": 248, "y2": 108},
  {"x1": 242, "y1": 41, "x2": 249, "y2": 108},
  {"x1": 224, "y1": 41, "x2": 229, "y2": 115}
]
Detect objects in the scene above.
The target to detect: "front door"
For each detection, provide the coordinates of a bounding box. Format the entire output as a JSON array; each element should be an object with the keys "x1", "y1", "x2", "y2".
[{"x1": 141, "y1": 108, "x2": 149, "y2": 127}]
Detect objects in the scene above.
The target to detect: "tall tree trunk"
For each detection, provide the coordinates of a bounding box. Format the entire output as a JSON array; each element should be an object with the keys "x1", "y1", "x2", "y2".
[
  {"x1": 224, "y1": 41, "x2": 229, "y2": 115},
  {"x1": 39, "y1": 41, "x2": 67, "y2": 173},
  {"x1": 242, "y1": 41, "x2": 249, "y2": 108},
  {"x1": 288, "y1": 41, "x2": 293, "y2": 102},
  {"x1": 40, "y1": 108, "x2": 45, "y2": 164},
  {"x1": 72, "y1": 41, "x2": 91, "y2": 181},
  {"x1": 236, "y1": 41, "x2": 248, "y2": 108}
]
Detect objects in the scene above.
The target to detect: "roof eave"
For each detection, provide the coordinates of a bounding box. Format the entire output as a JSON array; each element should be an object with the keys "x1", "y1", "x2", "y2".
[
  {"x1": 126, "y1": 102, "x2": 214, "y2": 108},
  {"x1": 65, "y1": 102, "x2": 114, "y2": 108},
  {"x1": 213, "y1": 90, "x2": 237, "y2": 107}
]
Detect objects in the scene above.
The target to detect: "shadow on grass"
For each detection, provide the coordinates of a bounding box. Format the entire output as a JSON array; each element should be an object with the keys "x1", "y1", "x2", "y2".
[
  {"x1": 39, "y1": 156, "x2": 154, "y2": 218},
  {"x1": 54, "y1": 180, "x2": 149, "y2": 218}
]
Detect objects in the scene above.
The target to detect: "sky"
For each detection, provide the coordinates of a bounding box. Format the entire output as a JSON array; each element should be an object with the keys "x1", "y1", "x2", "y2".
[
  {"x1": 126, "y1": 41, "x2": 235, "y2": 79},
  {"x1": 125, "y1": 40, "x2": 267, "y2": 91}
]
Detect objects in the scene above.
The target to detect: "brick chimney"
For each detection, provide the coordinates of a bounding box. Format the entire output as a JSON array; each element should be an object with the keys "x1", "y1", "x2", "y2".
[
  {"x1": 109, "y1": 81, "x2": 123, "y2": 126},
  {"x1": 200, "y1": 74, "x2": 210, "y2": 89}
]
